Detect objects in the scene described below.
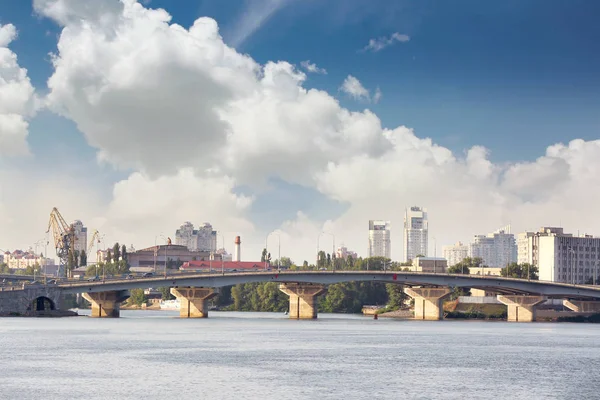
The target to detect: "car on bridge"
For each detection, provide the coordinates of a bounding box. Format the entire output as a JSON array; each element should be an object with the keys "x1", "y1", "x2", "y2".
[
  {"x1": 142, "y1": 272, "x2": 153, "y2": 277},
  {"x1": 88, "y1": 276, "x2": 100, "y2": 282}
]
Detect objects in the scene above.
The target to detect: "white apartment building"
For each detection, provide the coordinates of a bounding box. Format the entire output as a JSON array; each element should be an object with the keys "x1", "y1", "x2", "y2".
[
  {"x1": 368, "y1": 220, "x2": 391, "y2": 259},
  {"x1": 336, "y1": 245, "x2": 358, "y2": 260},
  {"x1": 2, "y1": 250, "x2": 55, "y2": 270},
  {"x1": 469, "y1": 226, "x2": 516, "y2": 268},
  {"x1": 72, "y1": 220, "x2": 88, "y2": 253},
  {"x1": 403, "y1": 207, "x2": 428, "y2": 262},
  {"x1": 518, "y1": 227, "x2": 600, "y2": 284},
  {"x1": 175, "y1": 222, "x2": 217, "y2": 252},
  {"x1": 443, "y1": 242, "x2": 469, "y2": 267}
]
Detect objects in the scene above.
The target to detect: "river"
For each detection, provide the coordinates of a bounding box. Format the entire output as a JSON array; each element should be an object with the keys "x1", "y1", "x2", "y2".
[{"x1": 0, "y1": 310, "x2": 599, "y2": 399}]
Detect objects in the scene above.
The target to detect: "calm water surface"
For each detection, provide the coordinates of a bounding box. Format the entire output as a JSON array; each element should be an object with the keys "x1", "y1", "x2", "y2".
[{"x1": 1, "y1": 310, "x2": 599, "y2": 399}]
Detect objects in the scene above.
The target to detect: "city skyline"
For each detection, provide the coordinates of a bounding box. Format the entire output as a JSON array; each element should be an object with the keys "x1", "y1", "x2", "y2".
[{"x1": 1, "y1": 1, "x2": 599, "y2": 265}]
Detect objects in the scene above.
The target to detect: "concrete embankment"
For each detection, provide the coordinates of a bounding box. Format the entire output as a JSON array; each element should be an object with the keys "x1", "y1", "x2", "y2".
[{"x1": 377, "y1": 309, "x2": 413, "y2": 318}]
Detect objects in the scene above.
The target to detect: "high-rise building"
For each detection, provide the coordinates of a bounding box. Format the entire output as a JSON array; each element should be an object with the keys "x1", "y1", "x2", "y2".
[
  {"x1": 443, "y1": 242, "x2": 469, "y2": 267},
  {"x1": 368, "y1": 220, "x2": 391, "y2": 259},
  {"x1": 403, "y1": 207, "x2": 428, "y2": 262},
  {"x1": 518, "y1": 227, "x2": 600, "y2": 284},
  {"x1": 175, "y1": 222, "x2": 217, "y2": 252},
  {"x1": 469, "y1": 226, "x2": 516, "y2": 268},
  {"x1": 72, "y1": 220, "x2": 88, "y2": 253}
]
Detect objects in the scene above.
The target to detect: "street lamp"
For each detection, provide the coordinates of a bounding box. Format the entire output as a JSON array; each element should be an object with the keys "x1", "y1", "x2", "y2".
[
  {"x1": 317, "y1": 232, "x2": 335, "y2": 271},
  {"x1": 160, "y1": 235, "x2": 169, "y2": 278},
  {"x1": 216, "y1": 232, "x2": 225, "y2": 274},
  {"x1": 266, "y1": 231, "x2": 281, "y2": 271}
]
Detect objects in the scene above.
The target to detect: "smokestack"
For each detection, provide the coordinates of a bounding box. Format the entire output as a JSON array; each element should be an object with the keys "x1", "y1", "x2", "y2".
[{"x1": 234, "y1": 236, "x2": 241, "y2": 262}]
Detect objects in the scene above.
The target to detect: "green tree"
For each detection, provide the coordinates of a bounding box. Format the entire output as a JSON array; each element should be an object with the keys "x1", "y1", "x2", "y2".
[
  {"x1": 261, "y1": 248, "x2": 268, "y2": 263},
  {"x1": 129, "y1": 288, "x2": 147, "y2": 306},
  {"x1": 448, "y1": 264, "x2": 470, "y2": 274},
  {"x1": 326, "y1": 253, "x2": 331, "y2": 267},
  {"x1": 302, "y1": 260, "x2": 309, "y2": 269},
  {"x1": 79, "y1": 249, "x2": 87, "y2": 266},
  {"x1": 67, "y1": 249, "x2": 77, "y2": 275},
  {"x1": 277, "y1": 257, "x2": 293, "y2": 268},
  {"x1": 113, "y1": 242, "x2": 121, "y2": 262},
  {"x1": 346, "y1": 255, "x2": 354, "y2": 269},
  {"x1": 0, "y1": 263, "x2": 10, "y2": 274},
  {"x1": 106, "y1": 250, "x2": 112, "y2": 264},
  {"x1": 159, "y1": 286, "x2": 174, "y2": 300},
  {"x1": 501, "y1": 262, "x2": 539, "y2": 280},
  {"x1": 317, "y1": 251, "x2": 326, "y2": 268},
  {"x1": 121, "y1": 245, "x2": 128, "y2": 263},
  {"x1": 386, "y1": 284, "x2": 406, "y2": 309}
]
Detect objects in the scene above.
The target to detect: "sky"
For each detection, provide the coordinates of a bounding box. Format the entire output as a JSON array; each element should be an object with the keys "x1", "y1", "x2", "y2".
[{"x1": 0, "y1": 0, "x2": 599, "y2": 263}]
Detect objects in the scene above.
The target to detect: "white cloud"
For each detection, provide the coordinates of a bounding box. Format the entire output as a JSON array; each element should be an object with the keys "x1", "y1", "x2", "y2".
[
  {"x1": 373, "y1": 86, "x2": 382, "y2": 104},
  {"x1": 361, "y1": 32, "x2": 410, "y2": 53},
  {"x1": 300, "y1": 60, "x2": 327, "y2": 74},
  {"x1": 3, "y1": 1, "x2": 600, "y2": 266},
  {"x1": 226, "y1": 0, "x2": 289, "y2": 47},
  {"x1": 340, "y1": 75, "x2": 370, "y2": 101},
  {"x1": 0, "y1": 23, "x2": 36, "y2": 157}
]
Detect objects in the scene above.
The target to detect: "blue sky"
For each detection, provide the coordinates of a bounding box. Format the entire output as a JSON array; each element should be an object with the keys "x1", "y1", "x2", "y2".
[
  {"x1": 3, "y1": 0, "x2": 600, "y2": 164},
  {"x1": 1, "y1": 0, "x2": 600, "y2": 258}
]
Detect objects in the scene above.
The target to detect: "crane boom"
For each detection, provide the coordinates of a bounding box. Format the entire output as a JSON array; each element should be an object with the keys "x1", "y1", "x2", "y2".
[{"x1": 46, "y1": 207, "x2": 75, "y2": 277}]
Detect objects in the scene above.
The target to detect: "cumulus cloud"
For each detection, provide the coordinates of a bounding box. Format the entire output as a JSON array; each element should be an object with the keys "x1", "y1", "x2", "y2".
[
  {"x1": 0, "y1": 23, "x2": 36, "y2": 157},
  {"x1": 3, "y1": 0, "x2": 600, "y2": 264},
  {"x1": 300, "y1": 60, "x2": 327, "y2": 74},
  {"x1": 340, "y1": 75, "x2": 371, "y2": 101},
  {"x1": 361, "y1": 32, "x2": 410, "y2": 53}
]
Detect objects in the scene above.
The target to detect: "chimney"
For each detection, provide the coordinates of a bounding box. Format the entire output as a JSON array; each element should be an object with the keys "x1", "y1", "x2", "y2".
[{"x1": 234, "y1": 236, "x2": 241, "y2": 262}]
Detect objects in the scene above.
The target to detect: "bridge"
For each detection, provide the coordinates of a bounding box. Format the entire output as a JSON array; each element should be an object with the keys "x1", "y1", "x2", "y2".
[
  {"x1": 3, "y1": 271, "x2": 600, "y2": 321},
  {"x1": 0, "y1": 274, "x2": 36, "y2": 282}
]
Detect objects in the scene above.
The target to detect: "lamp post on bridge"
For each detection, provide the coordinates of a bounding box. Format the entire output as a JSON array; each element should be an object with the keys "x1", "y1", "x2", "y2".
[
  {"x1": 216, "y1": 232, "x2": 225, "y2": 275},
  {"x1": 317, "y1": 232, "x2": 335, "y2": 271},
  {"x1": 160, "y1": 235, "x2": 170, "y2": 278},
  {"x1": 266, "y1": 231, "x2": 280, "y2": 271}
]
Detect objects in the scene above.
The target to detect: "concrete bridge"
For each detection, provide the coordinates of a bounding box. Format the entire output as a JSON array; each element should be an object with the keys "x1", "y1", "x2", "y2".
[{"x1": 3, "y1": 271, "x2": 600, "y2": 321}]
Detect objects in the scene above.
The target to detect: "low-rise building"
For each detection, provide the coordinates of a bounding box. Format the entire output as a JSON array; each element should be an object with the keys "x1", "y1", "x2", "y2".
[
  {"x1": 180, "y1": 260, "x2": 272, "y2": 273},
  {"x1": 2, "y1": 250, "x2": 55, "y2": 270},
  {"x1": 412, "y1": 257, "x2": 447, "y2": 273},
  {"x1": 118, "y1": 245, "x2": 224, "y2": 268}
]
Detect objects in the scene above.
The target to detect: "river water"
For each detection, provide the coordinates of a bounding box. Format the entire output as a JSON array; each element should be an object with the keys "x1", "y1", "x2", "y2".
[{"x1": 1, "y1": 310, "x2": 599, "y2": 399}]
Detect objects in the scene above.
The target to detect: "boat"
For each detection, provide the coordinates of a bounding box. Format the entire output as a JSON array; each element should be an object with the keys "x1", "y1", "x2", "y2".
[{"x1": 159, "y1": 299, "x2": 181, "y2": 310}]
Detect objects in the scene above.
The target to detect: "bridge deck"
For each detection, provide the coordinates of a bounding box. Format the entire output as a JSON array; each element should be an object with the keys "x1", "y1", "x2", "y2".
[{"x1": 56, "y1": 271, "x2": 600, "y2": 300}]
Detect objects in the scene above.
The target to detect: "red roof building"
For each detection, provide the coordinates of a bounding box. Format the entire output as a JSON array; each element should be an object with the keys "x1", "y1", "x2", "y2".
[{"x1": 180, "y1": 260, "x2": 273, "y2": 272}]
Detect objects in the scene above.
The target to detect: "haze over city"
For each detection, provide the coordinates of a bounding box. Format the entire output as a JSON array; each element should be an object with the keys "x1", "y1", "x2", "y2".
[{"x1": 1, "y1": 0, "x2": 599, "y2": 265}]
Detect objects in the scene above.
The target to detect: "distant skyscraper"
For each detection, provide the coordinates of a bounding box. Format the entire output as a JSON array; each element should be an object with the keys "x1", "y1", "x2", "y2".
[
  {"x1": 403, "y1": 207, "x2": 428, "y2": 262},
  {"x1": 72, "y1": 220, "x2": 88, "y2": 253},
  {"x1": 368, "y1": 220, "x2": 391, "y2": 259}
]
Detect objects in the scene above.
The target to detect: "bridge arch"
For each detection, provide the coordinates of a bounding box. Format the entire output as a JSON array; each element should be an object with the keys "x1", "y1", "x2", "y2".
[{"x1": 28, "y1": 296, "x2": 56, "y2": 312}]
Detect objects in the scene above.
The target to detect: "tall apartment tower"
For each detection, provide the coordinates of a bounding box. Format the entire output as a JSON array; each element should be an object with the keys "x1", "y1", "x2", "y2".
[
  {"x1": 403, "y1": 207, "x2": 428, "y2": 262},
  {"x1": 368, "y1": 220, "x2": 391, "y2": 259},
  {"x1": 72, "y1": 220, "x2": 88, "y2": 253}
]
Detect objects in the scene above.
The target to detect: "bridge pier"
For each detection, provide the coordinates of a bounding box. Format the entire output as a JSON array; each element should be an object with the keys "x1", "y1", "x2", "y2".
[
  {"x1": 83, "y1": 291, "x2": 130, "y2": 318},
  {"x1": 279, "y1": 283, "x2": 325, "y2": 319},
  {"x1": 497, "y1": 295, "x2": 546, "y2": 322},
  {"x1": 170, "y1": 288, "x2": 217, "y2": 318},
  {"x1": 563, "y1": 300, "x2": 600, "y2": 313},
  {"x1": 404, "y1": 287, "x2": 452, "y2": 320}
]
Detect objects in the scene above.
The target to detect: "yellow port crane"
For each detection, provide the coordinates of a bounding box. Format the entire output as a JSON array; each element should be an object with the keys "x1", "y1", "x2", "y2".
[
  {"x1": 46, "y1": 207, "x2": 76, "y2": 277},
  {"x1": 87, "y1": 229, "x2": 101, "y2": 264}
]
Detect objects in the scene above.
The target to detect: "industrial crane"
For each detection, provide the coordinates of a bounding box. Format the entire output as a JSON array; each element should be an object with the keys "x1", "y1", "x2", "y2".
[
  {"x1": 87, "y1": 230, "x2": 101, "y2": 264},
  {"x1": 46, "y1": 207, "x2": 76, "y2": 278}
]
